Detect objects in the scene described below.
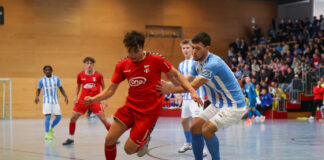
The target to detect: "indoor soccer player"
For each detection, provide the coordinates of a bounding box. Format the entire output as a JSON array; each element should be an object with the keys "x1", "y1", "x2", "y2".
[
  {"x1": 35, "y1": 65, "x2": 68, "y2": 140},
  {"x1": 84, "y1": 31, "x2": 203, "y2": 160},
  {"x1": 62, "y1": 57, "x2": 111, "y2": 145}
]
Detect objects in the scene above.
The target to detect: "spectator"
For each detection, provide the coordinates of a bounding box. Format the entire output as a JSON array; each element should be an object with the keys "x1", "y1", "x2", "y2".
[{"x1": 258, "y1": 88, "x2": 273, "y2": 116}]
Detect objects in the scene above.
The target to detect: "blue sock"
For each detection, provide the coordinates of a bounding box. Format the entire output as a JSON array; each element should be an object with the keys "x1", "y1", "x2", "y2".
[
  {"x1": 248, "y1": 109, "x2": 253, "y2": 119},
  {"x1": 51, "y1": 115, "x2": 61, "y2": 129},
  {"x1": 253, "y1": 110, "x2": 262, "y2": 117},
  {"x1": 205, "y1": 135, "x2": 220, "y2": 160},
  {"x1": 45, "y1": 115, "x2": 51, "y2": 133},
  {"x1": 192, "y1": 134, "x2": 204, "y2": 160},
  {"x1": 184, "y1": 131, "x2": 192, "y2": 143}
]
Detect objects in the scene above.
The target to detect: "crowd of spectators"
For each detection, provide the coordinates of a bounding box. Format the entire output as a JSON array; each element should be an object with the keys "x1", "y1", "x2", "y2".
[{"x1": 227, "y1": 15, "x2": 324, "y2": 111}]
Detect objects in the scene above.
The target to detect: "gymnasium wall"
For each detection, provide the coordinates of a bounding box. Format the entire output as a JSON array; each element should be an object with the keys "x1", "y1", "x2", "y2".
[{"x1": 0, "y1": 0, "x2": 277, "y2": 118}]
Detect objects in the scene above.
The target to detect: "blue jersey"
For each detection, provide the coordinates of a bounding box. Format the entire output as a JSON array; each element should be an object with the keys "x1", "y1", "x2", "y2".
[
  {"x1": 244, "y1": 82, "x2": 257, "y2": 107},
  {"x1": 38, "y1": 75, "x2": 62, "y2": 104},
  {"x1": 190, "y1": 53, "x2": 245, "y2": 108},
  {"x1": 178, "y1": 59, "x2": 205, "y2": 100}
]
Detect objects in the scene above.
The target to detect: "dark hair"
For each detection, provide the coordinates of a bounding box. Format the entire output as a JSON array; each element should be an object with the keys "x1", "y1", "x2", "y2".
[
  {"x1": 43, "y1": 65, "x2": 53, "y2": 71},
  {"x1": 192, "y1": 32, "x2": 211, "y2": 46},
  {"x1": 83, "y1": 57, "x2": 95, "y2": 63},
  {"x1": 123, "y1": 30, "x2": 145, "y2": 51}
]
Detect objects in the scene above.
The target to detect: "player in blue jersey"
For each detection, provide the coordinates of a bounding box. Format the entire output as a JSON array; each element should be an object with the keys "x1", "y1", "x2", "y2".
[
  {"x1": 35, "y1": 65, "x2": 68, "y2": 140},
  {"x1": 244, "y1": 76, "x2": 265, "y2": 125},
  {"x1": 175, "y1": 39, "x2": 207, "y2": 156},
  {"x1": 157, "y1": 32, "x2": 246, "y2": 160}
]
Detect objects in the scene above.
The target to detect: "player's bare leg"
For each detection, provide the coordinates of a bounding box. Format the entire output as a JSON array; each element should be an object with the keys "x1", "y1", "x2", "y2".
[
  {"x1": 105, "y1": 119, "x2": 128, "y2": 160},
  {"x1": 97, "y1": 113, "x2": 111, "y2": 131},
  {"x1": 202, "y1": 121, "x2": 220, "y2": 160},
  {"x1": 190, "y1": 117, "x2": 206, "y2": 160},
  {"x1": 62, "y1": 112, "x2": 82, "y2": 145}
]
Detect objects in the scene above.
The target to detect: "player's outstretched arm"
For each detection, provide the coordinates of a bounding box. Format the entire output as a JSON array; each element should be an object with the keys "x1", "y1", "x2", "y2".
[
  {"x1": 59, "y1": 86, "x2": 69, "y2": 104},
  {"x1": 84, "y1": 83, "x2": 119, "y2": 106},
  {"x1": 162, "y1": 67, "x2": 204, "y2": 106}
]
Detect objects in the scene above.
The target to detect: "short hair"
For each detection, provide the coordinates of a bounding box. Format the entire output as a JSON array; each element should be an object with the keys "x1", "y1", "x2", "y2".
[
  {"x1": 123, "y1": 30, "x2": 145, "y2": 51},
  {"x1": 180, "y1": 39, "x2": 192, "y2": 46},
  {"x1": 83, "y1": 57, "x2": 95, "y2": 63},
  {"x1": 43, "y1": 65, "x2": 53, "y2": 71},
  {"x1": 192, "y1": 32, "x2": 211, "y2": 46}
]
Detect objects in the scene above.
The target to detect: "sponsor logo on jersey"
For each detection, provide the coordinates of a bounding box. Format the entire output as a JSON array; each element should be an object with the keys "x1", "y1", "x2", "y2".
[
  {"x1": 129, "y1": 77, "x2": 147, "y2": 86},
  {"x1": 84, "y1": 83, "x2": 96, "y2": 89},
  {"x1": 93, "y1": 77, "x2": 96, "y2": 81},
  {"x1": 81, "y1": 78, "x2": 86, "y2": 80},
  {"x1": 124, "y1": 70, "x2": 131, "y2": 72},
  {"x1": 202, "y1": 70, "x2": 212, "y2": 77},
  {"x1": 144, "y1": 65, "x2": 150, "y2": 73}
]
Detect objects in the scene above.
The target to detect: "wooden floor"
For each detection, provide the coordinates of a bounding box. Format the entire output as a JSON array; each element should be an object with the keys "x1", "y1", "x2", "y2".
[{"x1": 1, "y1": 117, "x2": 324, "y2": 160}]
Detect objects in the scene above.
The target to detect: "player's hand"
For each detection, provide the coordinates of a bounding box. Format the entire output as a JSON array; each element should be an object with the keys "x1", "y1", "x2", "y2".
[
  {"x1": 74, "y1": 97, "x2": 78, "y2": 106},
  {"x1": 35, "y1": 97, "x2": 39, "y2": 104},
  {"x1": 156, "y1": 81, "x2": 172, "y2": 94},
  {"x1": 189, "y1": 91, "x2": 204, "y2": 107},
  {"x1": 101, "y1": 100, "x2": 108, "y2": 108},
  {"x1": 64, "y1": 97, "x2": 69, "y2": 104},
  {"x1": 84, "y1": 96, "x2": 94, "y2": 106}
]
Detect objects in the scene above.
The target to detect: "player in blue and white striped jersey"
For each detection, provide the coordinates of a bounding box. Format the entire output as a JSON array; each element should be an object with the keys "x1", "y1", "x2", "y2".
[
  {"x1": 157, "y1": 32, "x2": 246, "y2": 160},
  {"x1": 35, "y1": 65, "x2": 68, "y2": 140},
  {"x1": 177, "y1": 39, "x2": 207, "y2": 156}
]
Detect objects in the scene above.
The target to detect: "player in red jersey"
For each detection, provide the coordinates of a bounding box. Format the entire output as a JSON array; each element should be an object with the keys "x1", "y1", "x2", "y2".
[
  {"x1": 84, "y1": 31, "x2": 203, "y2": 160},
  {"x1": 62, "y1": 57, "x2": 111, "y2": 145}
]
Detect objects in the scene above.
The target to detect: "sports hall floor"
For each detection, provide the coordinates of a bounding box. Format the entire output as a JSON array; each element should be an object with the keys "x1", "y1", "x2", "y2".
[{"x1": 0, "y1": 117, "x2": 324, "y2": 160}]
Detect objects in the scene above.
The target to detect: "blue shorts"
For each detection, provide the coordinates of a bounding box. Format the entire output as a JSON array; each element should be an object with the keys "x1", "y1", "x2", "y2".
[{"x1": 248, "y1": 101, "x2": 256, "y2": 108}]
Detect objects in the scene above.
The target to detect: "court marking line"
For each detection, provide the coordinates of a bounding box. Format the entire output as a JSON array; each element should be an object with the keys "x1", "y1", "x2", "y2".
[
  {"x1": 146, "y1": 144, "x2": 171, "y2": 160},
  {"x1": 0, "y1": 146, "x2": 84, "y2": 160}
]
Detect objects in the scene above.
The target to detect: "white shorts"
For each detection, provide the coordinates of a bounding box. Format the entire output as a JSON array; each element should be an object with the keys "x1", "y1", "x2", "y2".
[
  {"x1": 199, "y1": 104, "x2": 247, "y2": 129},
  {"x1": 43, "y1": 103, "x2": 61, "y2": 115},
  {"x1": 181, "y1": 99, "x2": 203, "y2": 118}
]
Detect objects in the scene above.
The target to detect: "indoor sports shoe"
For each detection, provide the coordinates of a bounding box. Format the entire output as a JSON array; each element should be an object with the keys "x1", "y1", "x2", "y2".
[
  {"x1": 178, "y1": 143, "x2": 192, "y2": 153},
  {"x1": 203, "y1": 148, "x2": 208, "y2": 157},
  {"x1": 62, "y1": 138, "x2": 74, "y2": 145},
  {"x1": 137, "y1": 137, "x2": 150, "y2": 157},
  {"x1": 260, "y1": 116, "x2": 266, "y2": 123},
  {"x1": 45, "y1": 133, "x2": 53, "y2": 140},
  {"x1": 49, "y1": 128, "x2": 55, "y2": 138},
  {"x1": 245, "y1": 119, "x2": 252, "y2": 125}
]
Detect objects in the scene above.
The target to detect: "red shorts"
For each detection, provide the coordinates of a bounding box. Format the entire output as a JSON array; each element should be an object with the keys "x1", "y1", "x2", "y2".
[
  {"x1": 114, "y1": 105, "x2": 159, "y2": 145},
  {"x1": 73, "y1": 102, "x2": 104, "y2": 114}
]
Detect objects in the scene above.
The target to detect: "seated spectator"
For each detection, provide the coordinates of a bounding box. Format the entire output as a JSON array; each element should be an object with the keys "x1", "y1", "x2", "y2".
[
  {"x1": 251, "y1": 59, "x2": 260, "y2": 72},
  {"x1": 272, "y1": 84, "x2": 286, "y2": 110},
  {"x1": 258, "y1": 88, "x2": 273, "y2": 116}
]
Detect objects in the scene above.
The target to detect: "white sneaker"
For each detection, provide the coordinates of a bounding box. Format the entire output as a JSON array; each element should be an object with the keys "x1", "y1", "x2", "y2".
[
  {"x1": 137, "y1": 137, "x2": 150, "y2": 157},
  {"x1": 178, "y1": 143, "x2": 192, "y2": 153},
  {"x1": 203, "y1": 148, "x2": 208, "y2": 157},
  {"x1": 308, "y1": 116, "x2": 315, "y2": 121}
]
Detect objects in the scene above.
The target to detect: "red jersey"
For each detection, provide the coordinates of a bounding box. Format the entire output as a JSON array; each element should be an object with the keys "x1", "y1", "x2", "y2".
[
  {"x1": 77, "y1": 71, "x2": 104, "y2": 103},
  {"x1": 111, "y1": 52, "x2": 172, "y2": 114},
  {"x1": 313, "y1": 86, "x2": 324, "y2": 100}
]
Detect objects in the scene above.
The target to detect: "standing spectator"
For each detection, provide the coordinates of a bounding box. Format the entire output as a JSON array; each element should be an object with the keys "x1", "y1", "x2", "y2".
[{"x1": 309, "y1": 81, "x2": 324, "y2": 121}]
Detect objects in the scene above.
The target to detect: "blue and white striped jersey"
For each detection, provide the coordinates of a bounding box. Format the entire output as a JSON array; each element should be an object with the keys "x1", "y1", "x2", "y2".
[
  {"x1": 190, "y1": 53, "x2": 245, "y2": 108},
  {"x1": 178, "y1": 59, "x2": 205, "y2": 100},
  {"x1": 38, "y1": 75, "x2": 62, "y2": 104}
]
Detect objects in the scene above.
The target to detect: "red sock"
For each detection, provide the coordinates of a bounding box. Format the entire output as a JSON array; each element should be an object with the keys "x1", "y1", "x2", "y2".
[
  {"x1": 105, "y1": 144, "x2": 116, "y2": 160},
  {"x1": 69, "y1": 122, "x2": 76, "y2": 135},
  {"x1": 105, "y1": 123, "x2": 111, "y2": 131}
]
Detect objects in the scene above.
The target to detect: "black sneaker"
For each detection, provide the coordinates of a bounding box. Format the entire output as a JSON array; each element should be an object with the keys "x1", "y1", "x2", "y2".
[{"x1": 62, "y1": 139, "x2": 74, "y2": 145}]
